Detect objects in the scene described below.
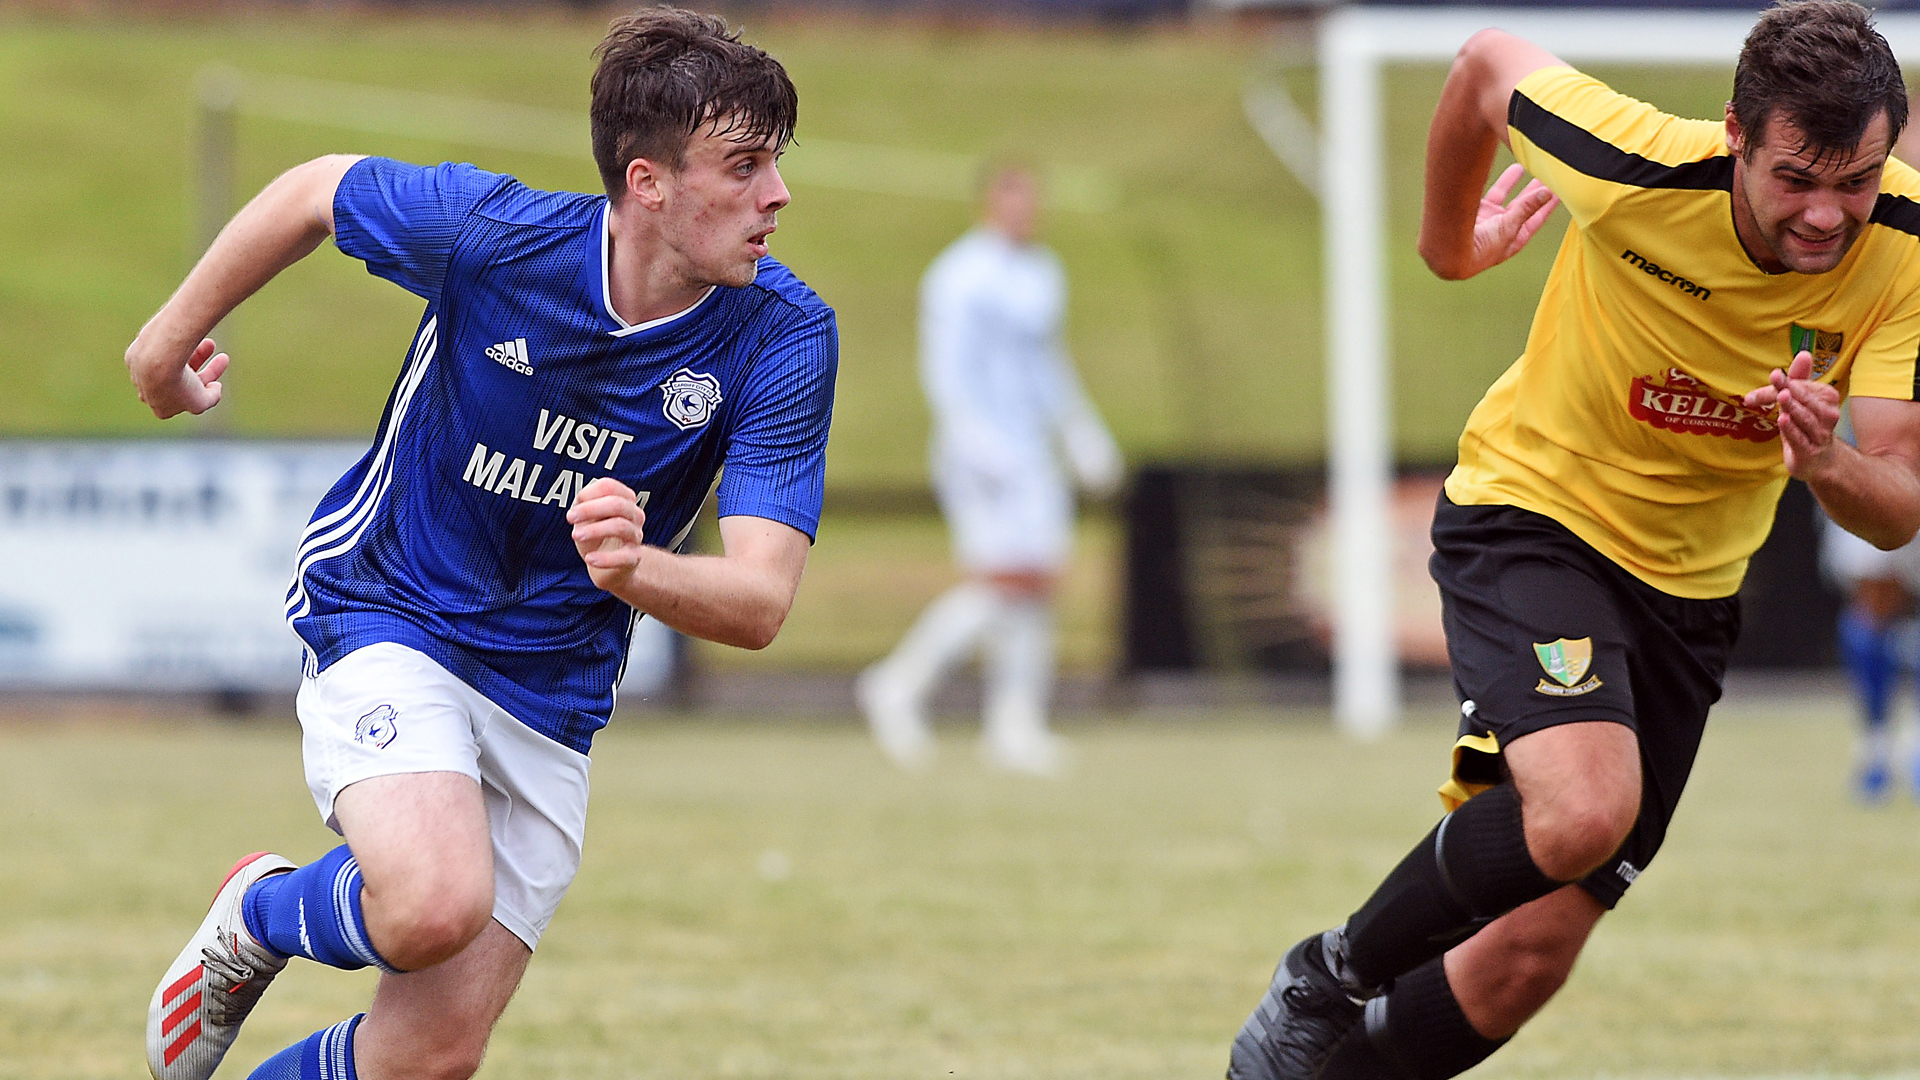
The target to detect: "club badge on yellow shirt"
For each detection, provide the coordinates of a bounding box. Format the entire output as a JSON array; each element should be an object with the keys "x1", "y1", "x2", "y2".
[
  {"x1": 1789, "y1": 324, "x2": 1843, "y2": 379},
  {"x1": 1533, "y1": 637, "x2": 1603, "y2": 697}
]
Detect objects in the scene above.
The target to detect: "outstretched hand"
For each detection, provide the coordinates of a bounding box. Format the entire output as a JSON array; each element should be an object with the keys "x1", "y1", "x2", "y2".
[
  {"x1": 567, "y1": 477, "x2": 649, "y2": 592},
  {"x1": 126, "y1": 336, "x2": 229, "y2": 419},
  {"x1": 1466, "y1": 164, "x2": 1560, "y2": 276},
  {"x1": 1742, "y1": 351, "x2": 1843, "y2": 479}
]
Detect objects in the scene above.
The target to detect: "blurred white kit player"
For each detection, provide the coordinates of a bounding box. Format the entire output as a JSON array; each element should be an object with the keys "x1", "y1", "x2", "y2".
[
  {"x1": 1815, "y1": 405, "x2": 1920, "y2": 802},
  {"x1": 1822, "y1": 504, "x2": 1920, "y2": 800},
  {"x1": 858, "y1": 165, "x2": 1121, "y2": 776},
  {"x1": 1822, "y1": 513, "x2": 1920, "y2": 591}
]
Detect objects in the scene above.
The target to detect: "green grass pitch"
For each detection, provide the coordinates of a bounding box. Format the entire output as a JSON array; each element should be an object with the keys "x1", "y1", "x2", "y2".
[{"x1": 3, "y1": 705, "x2": 1918, "y2": 1078}]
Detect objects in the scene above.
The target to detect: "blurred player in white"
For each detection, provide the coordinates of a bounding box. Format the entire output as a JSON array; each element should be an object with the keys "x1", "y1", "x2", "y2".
[
  {"x1": 1823, "y1": 519, "x2": 1920, "y2": 798},
  {"x1": 1821, "y1": 420, "x2": 1920, "y2": 799},
  {"x1": 857, "y1": 164, "x2": 1121, "y2": 776},
  {"x1": 1824, "y1": 122, "x2": 1920, "y2": 803}
]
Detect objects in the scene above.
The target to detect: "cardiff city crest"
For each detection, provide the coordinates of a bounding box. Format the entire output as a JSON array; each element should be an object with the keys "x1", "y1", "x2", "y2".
[
  {"x1": 354, "y1": 704, "x2": 399, "y2": 748},
  {"x1": 659, "y1": 368, "x2": 724, "y2": 431}
]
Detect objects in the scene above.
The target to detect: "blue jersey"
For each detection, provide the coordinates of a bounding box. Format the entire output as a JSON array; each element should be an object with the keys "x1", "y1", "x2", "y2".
[{"x1": 287, "y1": 157, "x2": 837, "y2": 753}]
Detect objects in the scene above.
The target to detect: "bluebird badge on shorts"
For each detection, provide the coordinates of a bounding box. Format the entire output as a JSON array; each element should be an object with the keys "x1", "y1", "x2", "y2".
[
  {"x1": 659, "y1": 368, "x2": 723, "y2": 430},
  {"x1": 1533, "y1": 637, "x2": 1602, "y2": 697},
  {"x1": 355, "y1": 704, "x2": 400, "y2": 748}
]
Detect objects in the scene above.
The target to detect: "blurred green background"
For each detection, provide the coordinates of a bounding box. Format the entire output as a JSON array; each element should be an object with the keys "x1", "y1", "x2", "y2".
[
  {"x1": 0, "y1": 12, "x2": 1743, "y2": 472},
  {"x1": 0, "y1": 11, "x2": 1741, "y2": 669}
]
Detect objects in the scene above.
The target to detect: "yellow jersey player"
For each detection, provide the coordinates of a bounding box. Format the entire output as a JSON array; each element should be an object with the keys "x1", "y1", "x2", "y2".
[{"x1": 1229, "y1": 3, "x2": 1920, "y2": 1078}]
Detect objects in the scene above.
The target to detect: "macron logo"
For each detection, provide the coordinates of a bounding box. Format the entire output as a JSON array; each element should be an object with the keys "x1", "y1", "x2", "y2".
[{"x1": 486, "y1": 338, "x2": 534, "y2": 376}]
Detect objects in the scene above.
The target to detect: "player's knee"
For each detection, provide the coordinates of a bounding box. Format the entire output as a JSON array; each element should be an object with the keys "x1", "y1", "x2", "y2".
[
  {"x1": 408, "y1": 1032, "x2": 490, "y2": 1080},
  {"x1": 1472, "y1": 944, "x2": 1575, "y2": 1035},
  {"x1": 1524, "y1": 793, "x2": 1638, "y2": 881},
  {"x1": 1456, "y1": 910, "x2": 1589, "y2": 1036},
  {"x1": 369, "y1": 883, "x2": 494, "y2": 970},
  {"x1": 1499, "y1": 923, "x2": 1581, "y2": 1003},
  {"x1": 391, "y1": 905, "x2": 493, "y2": 971}
]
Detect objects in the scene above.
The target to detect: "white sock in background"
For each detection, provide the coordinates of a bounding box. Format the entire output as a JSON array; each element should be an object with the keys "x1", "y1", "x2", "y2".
[
  {"x1": 880, "y1": 581, "x2": 1002, "y2": 699},
  {"x1": 1862, "y1": 726, "x2": 1894, "y2": 769},
  {"x1": 982, "y1": 595, "x2": 1064, "y2": 776},
  {"x1": 859, "y1": 582, "x2": 1001, "y2": 768}
]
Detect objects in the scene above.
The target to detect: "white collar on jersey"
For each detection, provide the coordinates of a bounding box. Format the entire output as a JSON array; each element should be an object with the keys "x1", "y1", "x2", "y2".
[{"x1": 598, "y1": 203, "x2": 717, "y2": 339}]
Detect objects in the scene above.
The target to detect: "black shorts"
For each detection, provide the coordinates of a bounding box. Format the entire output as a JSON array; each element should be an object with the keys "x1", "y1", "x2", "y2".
[{"x1": 1430, "y1": 495, "x2": 1742, "y2": 908}]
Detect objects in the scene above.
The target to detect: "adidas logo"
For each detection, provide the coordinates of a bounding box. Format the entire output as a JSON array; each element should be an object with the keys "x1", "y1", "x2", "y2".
[
  {"x1": 157, "y1": 965, "x2": 205, "y2": 1067},
  {"x1": 486, "y1": 338, "x2": 534, "y2": 376}
]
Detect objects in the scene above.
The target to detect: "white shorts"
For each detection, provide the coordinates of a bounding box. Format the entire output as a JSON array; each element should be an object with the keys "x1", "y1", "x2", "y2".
[
  {"x1": 935, "y1": 458, "x2": 1074, "y2": 573},
  {"x1": 296, "y1": 642, "x2": 591, "y2": 951}
]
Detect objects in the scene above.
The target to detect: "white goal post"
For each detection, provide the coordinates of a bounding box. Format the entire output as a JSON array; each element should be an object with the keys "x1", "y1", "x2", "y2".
[{"x1": 1319, "y1": 6, "x2": 1920, "y2": 738}]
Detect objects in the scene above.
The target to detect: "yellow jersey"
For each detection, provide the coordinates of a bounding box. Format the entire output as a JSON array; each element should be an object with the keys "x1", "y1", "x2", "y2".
[{"x1": 1446, "y1": 66, "x2": 1920, "y2": 599}]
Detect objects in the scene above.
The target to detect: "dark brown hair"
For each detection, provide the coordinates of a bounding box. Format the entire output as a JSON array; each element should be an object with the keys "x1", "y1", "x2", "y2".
[
  {"x1": 590, "y1": 6, "x2": 798, "y2": 197},
  {"x1": 1732, "y1": 0, "x2": 1908, "y2": 162}
]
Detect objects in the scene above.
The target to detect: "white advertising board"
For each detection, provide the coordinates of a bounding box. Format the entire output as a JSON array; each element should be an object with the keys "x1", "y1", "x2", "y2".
[{"x1": 0, "y1": 440, "x2": 678, "y2": 697}]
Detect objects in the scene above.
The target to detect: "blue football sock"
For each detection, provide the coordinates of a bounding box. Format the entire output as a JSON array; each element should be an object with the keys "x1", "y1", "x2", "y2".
[
  {"x1": 241, "y1": 845, "x2": 397, "y2": 972},
  {"x1": 247, "y1": 1014, "x2": 364, "y2": 1080},
  {"x1": 1839, "y1": 607, "x2": 1898, "y2": 732}
]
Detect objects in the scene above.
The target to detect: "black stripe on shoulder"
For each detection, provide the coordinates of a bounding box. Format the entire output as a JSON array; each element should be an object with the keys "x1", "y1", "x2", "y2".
[
  {"x1": 1872, "y1": 193, "x2": 1920, "y2": 238},
  {"x1": 1508, "y1": 91, "x2": 1732, "y2": 191}
]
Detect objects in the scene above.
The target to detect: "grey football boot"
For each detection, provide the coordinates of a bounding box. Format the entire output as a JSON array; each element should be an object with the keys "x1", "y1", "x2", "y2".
[
  {"x1": 1227, "y1": 926, "x2": 1376, "y2": 1080},
  {"x1": 147, "y1": 852, "x2": 295, "y2": 1080}
]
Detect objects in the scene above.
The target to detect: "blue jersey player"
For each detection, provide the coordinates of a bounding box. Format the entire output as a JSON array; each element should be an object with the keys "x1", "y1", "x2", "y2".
[{"x1": 124, "y1": 11, "x2": 834, "y2": 1080}]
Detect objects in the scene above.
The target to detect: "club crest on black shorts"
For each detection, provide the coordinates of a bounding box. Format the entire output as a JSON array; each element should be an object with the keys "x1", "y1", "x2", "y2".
[{"x1": 1533, "y1": 637, "x2": 1603, "y2": 697}]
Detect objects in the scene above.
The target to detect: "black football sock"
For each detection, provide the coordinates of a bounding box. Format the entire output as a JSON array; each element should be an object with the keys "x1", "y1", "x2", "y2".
[
  {"x1": 1342, "y1": 783, "x2": 1559, "y2": 988},
  {"x1": 1320, "y1": 957, "x2": 1508, "y2": 1080}
]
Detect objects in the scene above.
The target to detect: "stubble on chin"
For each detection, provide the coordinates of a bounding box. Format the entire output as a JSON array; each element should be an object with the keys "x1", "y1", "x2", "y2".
[{"x1": 719, "y1": 258, "x2": 760, "y2": 288}]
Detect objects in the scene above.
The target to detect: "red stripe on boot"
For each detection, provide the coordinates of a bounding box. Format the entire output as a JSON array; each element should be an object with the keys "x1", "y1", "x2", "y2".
[
  {"x1": 163, "y1": 1019, "x2": 202, "y2": 1066},
  {"x1": 162, "y1": 967, "x2": 201, "y2": 1007},
  {"x1": 163, "y1": 991, "x2": 202, "y2": 1035}
]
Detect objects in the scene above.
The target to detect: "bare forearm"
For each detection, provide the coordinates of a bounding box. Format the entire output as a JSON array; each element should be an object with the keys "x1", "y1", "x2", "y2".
[
  {"x1": 1807, "y1": 445, "x2": 1920, "y2": 549},
  {"x1": 127, "y1": 156, "x2": 356, "y2": 386},
  {"x1": 568, "y1": 488, "x2": 808, "y2": 649},
  {"x1": 1419, "y1": 31, "x2": 1565, "y2": 280},
  {"x1": 1420, "y1": 56, "x2": 1504, "y2": 278},
  {"x1": 607, "y1": 546, "x2": 797, "y2": 650}
]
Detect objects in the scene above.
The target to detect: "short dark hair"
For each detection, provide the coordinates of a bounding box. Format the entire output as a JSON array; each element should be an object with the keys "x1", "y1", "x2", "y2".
[
  {"x1": 590, "y1": 6, "x2": 798, "y2": 197},
  {"x1": 1732, "y1": 0, "x2": 1908, "y2": 163}
]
